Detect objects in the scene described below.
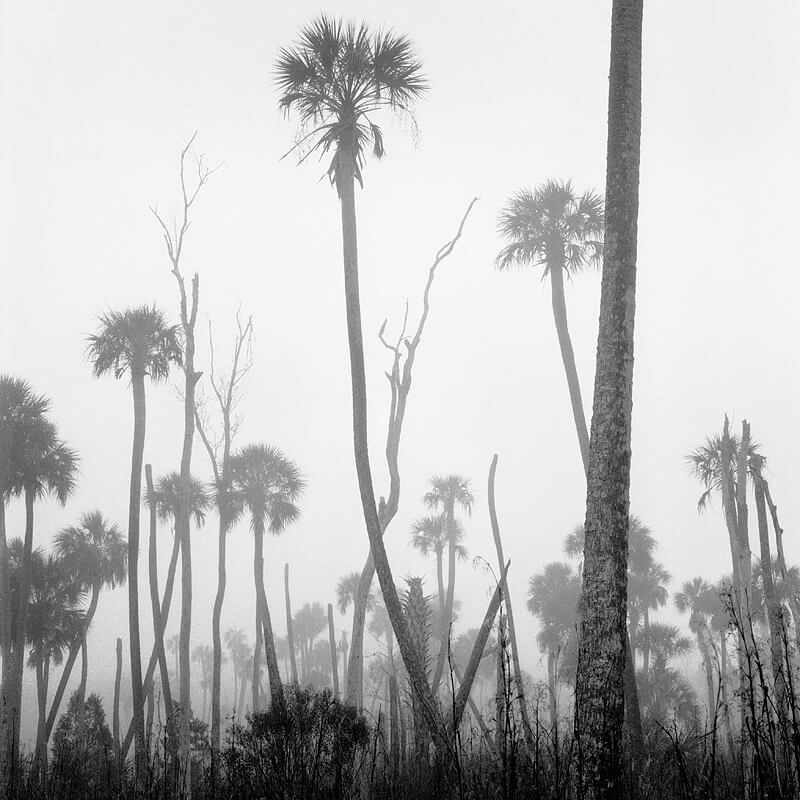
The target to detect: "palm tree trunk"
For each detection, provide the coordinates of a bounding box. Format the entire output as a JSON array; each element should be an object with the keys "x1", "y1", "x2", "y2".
[
  {"x1": 211, "y1": 512, "x2": 227, "y2": 785},
  {"x1": 252, "y1": 522, "x2": 284, "y2": 714},
  {"x1": 335, "y1": 153, "x2": 450, "y2": 757},
  {"x1": 327, "y1": 604, "x2": 339, "y2": 697},
  {"x1": 120, "y1": 533, "x2": 180, "y2": 758},
  {"x1": 252, "y1": 603, "x2": 262, "y2": 712},
  {"x1": 574, "y1": 1, "x2": 643, "y2": 796},
  {"x1": 128, "y1": 370, "x2": 147, "y2": 772},
  {"x1": 7, "y1": 485, "x2": 36, "y2": 778},
  {"x1": 237, "y1": 672, "x2": 247, "y2": 723},
  {"x1": 76, "y1": 635, "x2": 88, "y2": 751},
  {"x1": 0, "y1": 502, "x2": 9, "y2": 788},
  {"x1": 34, "y1": 659, "x2": 47, "y2": 778},
  {"x1": 642, "y1": 606, "x2": 650, "y2": 682},
  {"x1": 496, "y1": 621, "x2": 507, "y2": 751},
  {"x1": 145, "y1": 465, "x2": 175, "y2": 757},
  {"x1": 284, "y1": 564, "x2": 299, "y2": 684},
  {"x1": 548, "y1": 258, "x2": 591, "y2": 475},
  {"x1": 113, "y1": 638, "x2": 122, "y2": 786},
  {"x1": 432, "y1": 505, "x2": 456, "y2": 692},
  {"x1": 45, "y1": 583, "x2": 99, "y2": 740}
]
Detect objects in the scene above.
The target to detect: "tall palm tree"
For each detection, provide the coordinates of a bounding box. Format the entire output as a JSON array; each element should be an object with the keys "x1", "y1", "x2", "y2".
[
  {"x1": 527, "y1": 562, "x2": 581, "y2": 738},
  {"x1": 192, "y1": 645, "x2": 213, "y2": 722},
  {"x1": 293, "y1": 602, "x2": 327, "y2": 681},
  {"x1": 336, "y1": 571, "x2": 375, "y2": 617},
  {"x1": 574, "y1": 1, "x2": 643, "y2": 795},
  {"x1": 46, "y1": 511, "x2": 126, "y2": 745},
  {"x1": 4, "y1": 409, "x2": 77, "y2": 781},
  {"x1": 277, "y1": 16, "x2": 449, "y2": 751},
  {"x1": 423, "y1": 474, "x2": 473, "y2": 691},
  {"x1": 496, "y1": 181, "x2": 603, "y2": 475},
  {"x1": 230, "y1": 443, "x2": 304, "y2": 714},
  {"x1": 87, "y1": 305, "x2": 181, "y2": 763},
  {"x1": 0, "y1": 375, "x2": 50, "y2": 787}
]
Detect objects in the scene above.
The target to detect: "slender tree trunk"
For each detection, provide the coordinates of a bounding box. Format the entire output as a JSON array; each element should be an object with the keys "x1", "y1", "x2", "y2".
[
  {"x1": 253, "y1": 521, "x2": 284, "y2": 714},
  {"x1": 120, "y1": 532, "x2": 180, "y2": 758},
  {"x1": 327, "y1": 604, "x2": 339, "y2": 697},
  {"x1": 642, "y1": 606, "x2": 650, "y2": 682},
  {"x1": 335, "y1": 152, "x2": 449, "y2": 756},
  {"x1": 252, "y1": 604, "x2": 262, "y2": 712},
  {"x1": 341, "y1": 635, "x2": 349, "y2": 684},
  {"x1": 211, "y1": 512, "x2": 226, "y2": 784},
  {"x1": 547, "y1": 647, "x2": 558, "y2": 739},
  {"x1": 574, "y1": 2, "x2": 643, "y2": 797},
  {"x1": 145, "y1": 465, "x2": 175, "y2": 757},
  {"x1": 0, "y1": 502, "x2": 9, "y2": 789},
  {"x1": 128, "y1": 371, "x2": 147, "y2": 773},
  {"x1": 496, "y1": 619, "x2": 507, "y2": 751},
  {"x1": 432, "y1": 505, "x2": 456, "y2": 692},
  {"x1": 113, "y1": 638, "x2": 122, "y2": 787},
  {"x1": 548, "y1": 258, "x2": 591, "y2": 476},
  {"x1": 284, "y1": 564, "x2": 299, "y2": 684},
  {"x1": 76, "y1": 635, "x2": 88, "y2": 752},
  {"x1": 487, "y1": 454, "x2": 535, "y2": 751},
  {"x1": 698, "y1": 628, "x2": 716, "y2": 720},
  {"x1": 34, "y1": 659, "x2": 47, "y2": 778},
  {"x1": 237, "y1": 672, "x2": 247, "y2": 723},
  {"x1": 7, "y1": 486, "x2": 36, "y2": 781}
]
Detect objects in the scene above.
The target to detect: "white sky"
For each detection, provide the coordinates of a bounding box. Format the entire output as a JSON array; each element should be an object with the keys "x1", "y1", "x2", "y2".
[{"x1": 2, "y1": 0, "x2": 800, "y2": 739}]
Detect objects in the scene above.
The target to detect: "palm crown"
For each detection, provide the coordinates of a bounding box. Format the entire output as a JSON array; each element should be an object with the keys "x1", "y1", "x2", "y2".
[
  {"x1": 409, "y1": 514, "x2": 468, "y2": 560},
  {"x1": 145, "y1": 471, "x2": 213, "y2": 529},
  {"x1": 276, "y1": 15, "x2": 427, "y2": 189},
  {"x1": 496, "y1": 180, "x2": 604, "y2": 276},
  {"x1": 11, "y1": 416, "x2": 78, "y2": 503},
  {"x1": 423, "y1": 474, "x2": 474, "y2": 519},
  {"x1": 336, "y1": 571, "x2": 374, "y2": 615},
  {"x1": 53, "y1": 510, "x2": 127, "y2": 592},
  {"x1": 87, "y1": 305, "x2": 182, "y2": 380},
  {"x1": 230, "y1": 444, "x2": 305, "y2": 535}
]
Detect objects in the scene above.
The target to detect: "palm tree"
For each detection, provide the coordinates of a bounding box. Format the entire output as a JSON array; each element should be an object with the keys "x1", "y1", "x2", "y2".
[
  {"x1": 628, "y1": 560, "x2": 670, "y2": 681},
  {"x1": 409, "y1": 514, "x2": 467, "y2": 638},
  {"x1": 293, "y1": 602, "x2": 327, "y2": 681},
  {"x1": 423, "y1": 474, "x2": 473, "y2": 691},
  {"x1": 277, "y1": 16, "x2": 449, "y2": 751},
  {"x1": 18, "y1": 546, "x2": 84, "y2": 773},
  {"x1": 336, "y1": 571, "x2": 375, "y2": 617},
  {"x1": 574, "y1": 1, "x2": 643, "y2": 794},
  {"x1": 674, "y1": 577, "x2": 717, "y2": 715},
  {"x1": 87, "y1": 305, "x2": 181, "y2": 763},
  {"x1": 527, "y1": 562, "x2": 581, "y2": 738},
  {"x1": 496, "y1": 181, "x2": 603, "y2": 474},
  {"x1": 230, "y1": 443, "x2": 304, "y2": 714},
  {"x1": 46, "y1": 511, "x2": 126, "y2": 747},
  {"x1": 0, "y1": 375, "x2": 50, "y2": 786},
  {"x1": 3, "y1": 406, "x2": 77, "y2": 779},
  {"x1": 223, "y1": 629, "x2": 248, "y2": 721},
  {"x1": 192, "y1": 645, "x2": 213, "y2": 722}
]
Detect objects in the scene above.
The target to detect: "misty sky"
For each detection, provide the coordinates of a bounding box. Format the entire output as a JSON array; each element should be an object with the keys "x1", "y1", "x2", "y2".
[{"x1": 2, "y1": 1, "x2": 800, "y2": 737}]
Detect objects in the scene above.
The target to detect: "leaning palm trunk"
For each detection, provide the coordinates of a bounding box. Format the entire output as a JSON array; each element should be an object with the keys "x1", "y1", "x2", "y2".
[
  {"x1": 548, "y1": 257, "x2": 591, "y2": 476},
  {"x1": 327, "y1": 604, "x2": 339, "y2": 696},
  {"x1": 128, "y1": 370, "x2": 147, "y2": 772},
  {"x1": 253, "y1": 520, "x2": 284, "y2": 713},
  {"x1": 76, "y1": 636, "x2": 88, "y2": 752},
  {"x1": 574, "y1": 1, "x2": 643, "y2": 797},
  {"x1": 34, "y1": 659, "x2": 49, "y2": 778},
  {"x1": 336, "y1": 152, "x2": 450, "y2": 756},
  {"x1": 284, "y1": 564, "x2": 299, "y2": 684}
]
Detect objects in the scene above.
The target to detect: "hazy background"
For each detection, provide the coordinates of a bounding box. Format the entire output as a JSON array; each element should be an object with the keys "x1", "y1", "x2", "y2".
[{"x1": 2, "y1": 0, "x2": 799, "y2": 741}]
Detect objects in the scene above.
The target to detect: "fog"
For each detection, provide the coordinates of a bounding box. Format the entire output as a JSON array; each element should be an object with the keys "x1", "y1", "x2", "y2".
[{"x1": 2, "y1": 0, "x2": 799, "y2": 764}]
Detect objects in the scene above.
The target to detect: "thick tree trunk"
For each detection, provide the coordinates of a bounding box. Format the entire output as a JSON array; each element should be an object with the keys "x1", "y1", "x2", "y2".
[
  {"x1": 145, "y1": 465, "x2": 175, "y2": 758},
  {"x1": 128, "y1": 371, "x2": 147, "y2": 772},
  {"x1": 252, "y1": 601, "x2": 262, "y2": 711},
  {"x1": 34, "y1": 660, "x2": 47, "y2": 777},
  {"x1": 284, "y1": 564, "x2": 299, "y2": 684},
  {"x1": 548, "y1": 259, "x2": 591, "y2": 476},
  {"x1": 76, "y1": 635, "x2": 88, "y2": 751},
  {"x1": 327, "y1": 604, "x2": 339, "y2": 696},
  {"x1": 254, "y1": 522, "x2": 284, "y2": 713},
  {"x1": 574, "y1": 1, "x2": 643, "y2": 797},
  {"x1": 336, "y1": 154, "x2": 450, "y2": 757}
]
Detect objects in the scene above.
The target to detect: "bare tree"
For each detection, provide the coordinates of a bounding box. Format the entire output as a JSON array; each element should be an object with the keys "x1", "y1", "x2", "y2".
[
  {"x1": 345, "y1": 198, "x2": 478, "y2": 707},
  {"x1": 194, "y1": 309, "x2": 253, "y2": 786},
  {"x1": 150, "y1": 132, "x2": 220, "y2": 792}
]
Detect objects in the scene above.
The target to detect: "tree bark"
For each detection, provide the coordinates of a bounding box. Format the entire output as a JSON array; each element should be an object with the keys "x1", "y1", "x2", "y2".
[
  {"x1": 285, "y1": 564, "x2": 299, "y2": 684},
  {"x1": 574, "y1": 2, "x2": 643, "y2": 797},
  {"x1": 0, "y1": 502, "x2": 9, "y2": 789},
  {"x1": 113, "y1": 638, "x2": 122, "y2": 786}
]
